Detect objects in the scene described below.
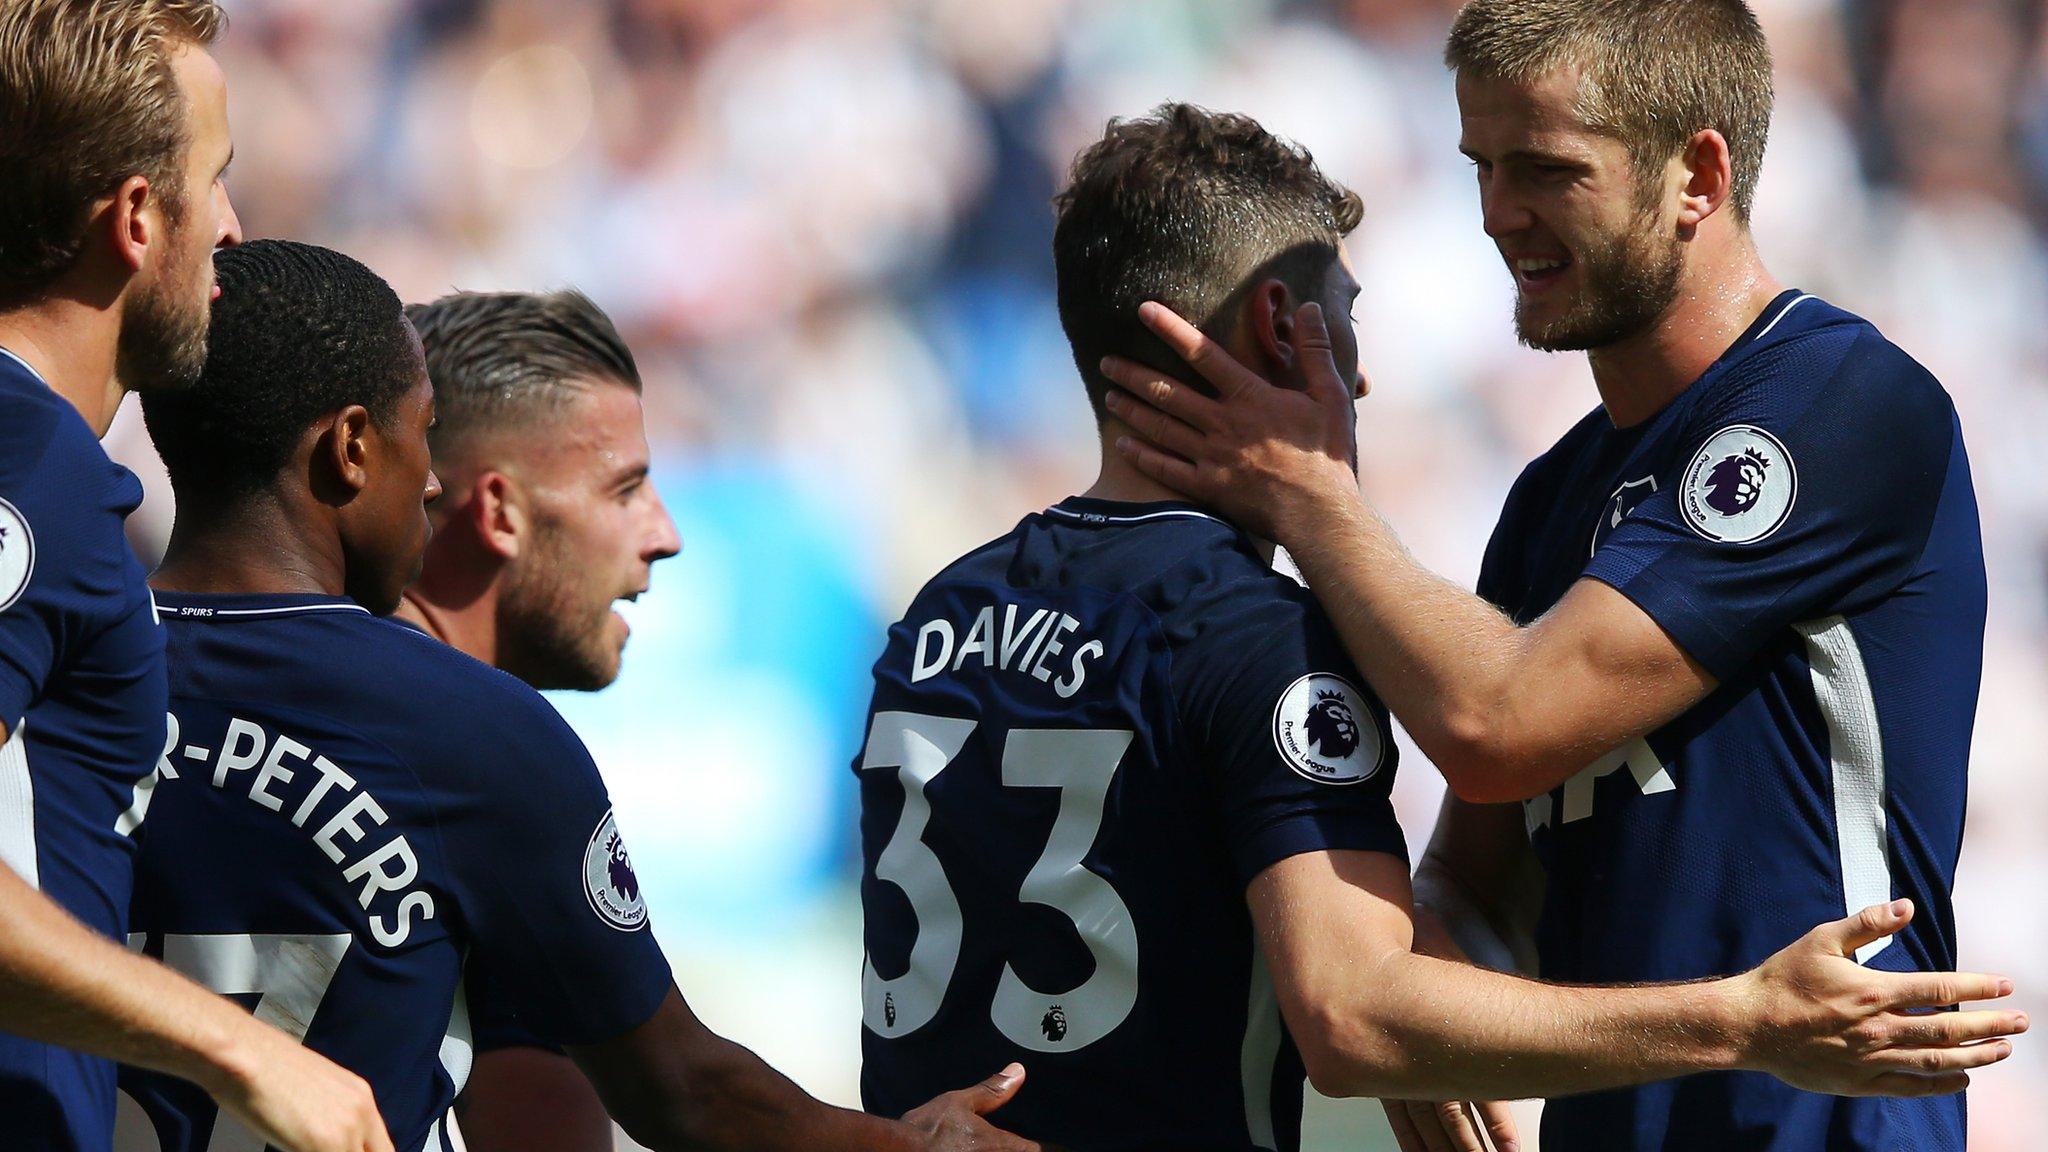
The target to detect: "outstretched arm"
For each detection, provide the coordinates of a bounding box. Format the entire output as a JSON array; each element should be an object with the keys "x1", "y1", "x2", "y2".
[
  {"x1": 570, "y1": 988, "x2": 1039, "y2": 1152},
  {"x1": 1098, "y1": 302, "x2": 1714, "y2": 802},
  {"x1": 0, "y1": 843, "x2": 390, "y2": 1152},
  {"x1": 1251, "y1": 848, "x2": 2025, "y2": 1103}
]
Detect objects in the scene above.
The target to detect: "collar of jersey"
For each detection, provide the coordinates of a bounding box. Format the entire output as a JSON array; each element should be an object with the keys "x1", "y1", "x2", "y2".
[
  {"x1": 0, "y1": 346, "x2": 47, "y2": 390},
  {"x1": 1046, "y1": 495, "x2": 1233, "y2": 529},
  {"x1": 149, "y1": 589, "x2": 372, "y2": 620},
  {"x1": 1711, "y1": 288, "x2": 1817, "y2": 370}
]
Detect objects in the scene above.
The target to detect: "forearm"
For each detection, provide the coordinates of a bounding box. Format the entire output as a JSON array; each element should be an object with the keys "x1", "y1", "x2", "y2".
[
  {"x1": 574, "y1": 998, "x2": 923, "y2": 1152},
  {"x1": 1312, "y1": 948, "x2": 1749, "y2": 1101},
  {"x1": 0, "y1": 864, "x2": 259, "y2": 1096},
  {"x1": 1276, "y1": 486, "x2": 1588, "y2": 795}
]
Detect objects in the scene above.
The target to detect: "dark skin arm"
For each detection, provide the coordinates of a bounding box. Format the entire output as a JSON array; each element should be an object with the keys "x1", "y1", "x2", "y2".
[
  {"x1": 455, "y1": 1047, "x2": 613, "y2": 1152},
  {"x1": 568, "y1": 989, "x2": 1040, "y2": 1152}
]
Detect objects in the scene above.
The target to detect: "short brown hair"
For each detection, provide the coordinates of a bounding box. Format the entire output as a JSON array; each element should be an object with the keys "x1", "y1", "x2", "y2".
[
  {"x1": 1445, "y1": 0, "x2": 1773, "y2": 220},
  {"x1": 405, "y1": 289, "x2": 641, "y2": 462},
  {"x1": 1053, "y1": 103, "x2": 1362, "y2": 418},
  {"x1": 0, "y1": 0, "x2": 225, "y2": 300}
]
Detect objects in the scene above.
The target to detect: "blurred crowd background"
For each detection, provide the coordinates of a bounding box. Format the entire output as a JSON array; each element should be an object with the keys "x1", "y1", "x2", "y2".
[{"x1": 100, "y1": 0, "x2": 2048, "y2": 1147}]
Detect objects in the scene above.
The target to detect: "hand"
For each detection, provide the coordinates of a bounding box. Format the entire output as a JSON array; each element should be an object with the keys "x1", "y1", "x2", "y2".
[
  {"x1": 1099, "y1": 299, "x2": 1362, "y2": 542},
  {"x1": 1382, "y1": 1098, "x2": 1520, "y2": 1152},
  {"x1": 209, "y1": 1026, "x2": 392, "y2": 1152},
  {"x1": 1735, "y1": 899, "x2": 2027, "y2": 1096},
  {"x1": 903, "y1": 1063, "x2": 1044, "y2": 1152}
]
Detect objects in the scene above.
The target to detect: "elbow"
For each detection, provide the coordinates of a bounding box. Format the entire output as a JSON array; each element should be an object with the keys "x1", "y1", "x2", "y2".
[
  {"x1": 1428, "y1": 714, "x2": 1524, "y2": 805},
  {"x1": 1429, "y1": 710, "x2": 1565, "y2": 805},
  {"x1": 1292, "y1": 1005, "x2": 1411, "y2": 1100}
]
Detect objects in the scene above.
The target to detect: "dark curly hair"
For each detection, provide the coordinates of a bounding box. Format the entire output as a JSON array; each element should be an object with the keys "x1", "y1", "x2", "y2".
[
  {"x1": 404, "y1": 289, "x2": 639, "y2": 463},
  {"x1": 142, "y1": 239, "x2": 420, "y2": 500},
  {"x1": 1053, "y1": 103, "x2": 1362, "y2": 418}
]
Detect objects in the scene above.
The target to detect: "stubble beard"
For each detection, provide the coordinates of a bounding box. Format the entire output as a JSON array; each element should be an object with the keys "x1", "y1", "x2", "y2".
[
  {"x1": 117, "y1": 213, "x2": 211, "y2": 392},
  {"x1": 1514, "y1": 204, "x2": 1684, "y2": 353},
  {"x1": 497, "y1": 516, "x2": 624, "y2": 692}
]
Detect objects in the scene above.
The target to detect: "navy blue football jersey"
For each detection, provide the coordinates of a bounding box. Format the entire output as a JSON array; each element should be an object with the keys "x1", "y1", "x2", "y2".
[
  {"x1": 857, "y1": 497, "x2": 1406, "y2": 1152},
  {"x1": 0, "y1": 348, "x2": 166, "y2": 1152},
  {"x1": 1479, "y1": 292, "x2": 1983, "y2": 1151},
  {"x1": 116, "y1": 592, "x2": 672, "y2": 1152}
]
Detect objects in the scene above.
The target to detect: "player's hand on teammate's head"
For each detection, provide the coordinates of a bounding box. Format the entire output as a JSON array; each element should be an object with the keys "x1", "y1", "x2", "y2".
[
  {"x1": 900, "y1": 1063, "x2": 1048, "y2": 1152},
  {"x1": 208, "y1": 1024, "x2": 393, "y2": 1152},
  {"x1": 1382, "y1": 1098, "x2": 1520, "y2": 1152},
  {"x1": 1737, "y1": 899, "x2": 2027, "y2": 1098},
  {"x1": 1099, "y1": 300, "x2": 1362, "y2": 543}
]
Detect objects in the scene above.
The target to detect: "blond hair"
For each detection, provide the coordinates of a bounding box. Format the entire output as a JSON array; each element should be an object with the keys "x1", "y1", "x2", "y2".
[
  {"x1": 0, "y1": 0, "x2": 226, "y2": 298},
  {"x1": 1445, "y1": 0, "x2": 1773, "y2": 221}
]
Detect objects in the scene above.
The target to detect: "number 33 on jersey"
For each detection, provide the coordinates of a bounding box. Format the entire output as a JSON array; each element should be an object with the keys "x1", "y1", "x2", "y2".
[{"x1": 856, "y1": 498, "x2": 1407, "y2": 1152}]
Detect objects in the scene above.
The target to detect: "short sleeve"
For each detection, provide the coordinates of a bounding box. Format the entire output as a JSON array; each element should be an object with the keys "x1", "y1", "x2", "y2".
[
  {"x1": 463, "y1": 957, "x2": 561, "y2": 1055},
  {"x1": 443, "y1": 695, "x2": 672, "y2": 1047},
  {"x1": 1584, "y1": 336, "x2": 1954, "y2": 680},
  {"x1": 1173, "y1": 580, "x2": 1407, "y2": 887},
  {"x1": 0, "y1": 414, "x2": 109, "y2": 727}
]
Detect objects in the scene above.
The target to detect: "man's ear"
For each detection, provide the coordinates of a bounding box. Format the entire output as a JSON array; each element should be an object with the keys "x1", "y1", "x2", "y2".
[
  {"x1": 98, "y1": 174, "x2": 160, "y2": 277},
  {"x1": 320, "y1": 405, "x2": 374, "y2": 498},
  {"x1": 1246, "y1": 277, "x2": 1300, "y2": 380},
  {"x1": 1675, "y1": 128, "x2": 1735, "y2": 235},
  {"x1": 469, "y1": 471, "x2": 526, "y2": 562}
]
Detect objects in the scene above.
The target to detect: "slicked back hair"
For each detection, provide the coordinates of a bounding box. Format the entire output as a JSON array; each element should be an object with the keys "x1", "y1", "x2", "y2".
[
  {"x1": 404, "y1": 290, "x2": 641, "y2": 463},
  {"x1": 1053, "y1": 103, "x2": 1362, "y2": 419},
  {"x1": 0, "y1": 0, "x2": 226, "y2": 300},
  {"x1": 1445, "y1": 0, "x2": 1774, "y2": 221},
  {"x1": 143, "y1": 239, "x2": 419, "y2": 501}
]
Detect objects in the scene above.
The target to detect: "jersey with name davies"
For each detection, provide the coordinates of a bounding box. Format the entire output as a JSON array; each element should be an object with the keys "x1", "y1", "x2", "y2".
[
  {"x1": 857, "y1": 496, "x2": 1406, "y2": 1152},
  {"x1": 1480, "y1": 291, "x2": 1984, "y2": 1152},
  {"x1": 0, "y1": 348, "x2": 167, "y2": 1152},
  {"x1": 116, "y1": 592, "x2": 672, "y2": 1152}
]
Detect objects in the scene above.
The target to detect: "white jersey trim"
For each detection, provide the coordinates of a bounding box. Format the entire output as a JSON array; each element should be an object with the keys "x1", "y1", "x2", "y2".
[
  {"x1": 1752, "y1": 293, "x2": 1816, "y2": 344},
  {"x1": 0, "y1": 345, "x2": 47, "y2": 387},
  {"x1": 1044, "y1": 506, "x2": 1229, "y2": 528},
  {"x1": 165, "y1": 602, "x2": 373, "y2": 620},
  {"x1": 0, "y1": 723, "x2": 35, "y2": 889},
  {"x1": 1239, "y1": 942, "x2": 1283, "y2": 1150},
  {"x1": 1797, "y1": 615, "x2": 1894, "y2": 963}
]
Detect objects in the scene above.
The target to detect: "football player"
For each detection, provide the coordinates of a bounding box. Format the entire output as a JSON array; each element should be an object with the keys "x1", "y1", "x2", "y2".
[
  {"x1": 395, "y1": 289, "x2": 677, "y2": 1151},
  {"x1": 0, "y1": 4, "x2": 385, "y2": 1149},
  {"x1": 118, "y1": 240, "x2": 1039, "y2": 1152},
  {"x1": 1103, "y1": 3, "x2": 2006, "y2": 1150},
  {"x1": 862, "y1": 103, "x2": 2023, "y2": 1152}
]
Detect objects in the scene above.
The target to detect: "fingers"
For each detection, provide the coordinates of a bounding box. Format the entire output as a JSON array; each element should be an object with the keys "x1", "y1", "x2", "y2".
[
  {"x1": 1099, "y1": 356, "x2": 1227, "y2": 434},
  {"x1": 967, "y1": 1063, "x2": 1026, "y2": 1115},
  {"x1": 1399, "y1": 1099, "x2": 1456, "y2": 1152},
  {"x1": 1100, "y1": 388, "x2": 1211, "y2": 462},
  {"x1": 1476, "y1": 1099, "x2": 1521, "y2": 1152},
  {"x1": 1825, "y1": 900, "x2": 1914, "y2": 955},
  {"x1": 1134, "y1": 301, "x2": 1273, "y2": 401},
  {"x1": 1861, "y1": 1070, "x2": 1972, "y2": 1098},
  {"x1": 1866, "y1": 1039, "x2": 2014, "y2": 1076},
  {"x1": 1290, "y1": 303, "x2": 1355, "y2": 412},
  {"x1": 1883, "y1": 1008, "x2": 2029, "y2": 1048},
  {"x1": 1881, "y1": 971, "x2": 2015, "y2": 1011},
  {"x1": 1433, "y1": 1101, "x2": 1494, "y2": 1152},
  {"x1": 1383, "y1": 1101, "x2": 1428, "y2": 1152},
  {"x1": 1111, "y1": 435, "x2": 1206, "y2": 498}
]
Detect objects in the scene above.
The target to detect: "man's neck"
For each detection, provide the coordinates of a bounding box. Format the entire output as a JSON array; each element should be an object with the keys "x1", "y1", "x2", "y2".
[
  {"x1": 1586, "y1": 247, "x2": 1783, "y2": 429},
  {"x1": 393, "y1": 584, "x2": 499, "y2": 666},
  {"x1": 0, "y1": 299, "x2": 124, "y2": 436},
  {"x1": 1085, "y1": 418, "x2": 1277, "y2": 562},
  {"x1": 151, "y1": 497, "x2": 346, "y2": 599},
  {"x1": 1082, "y1": 419, "x2": 1190, "y2": 506}
]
